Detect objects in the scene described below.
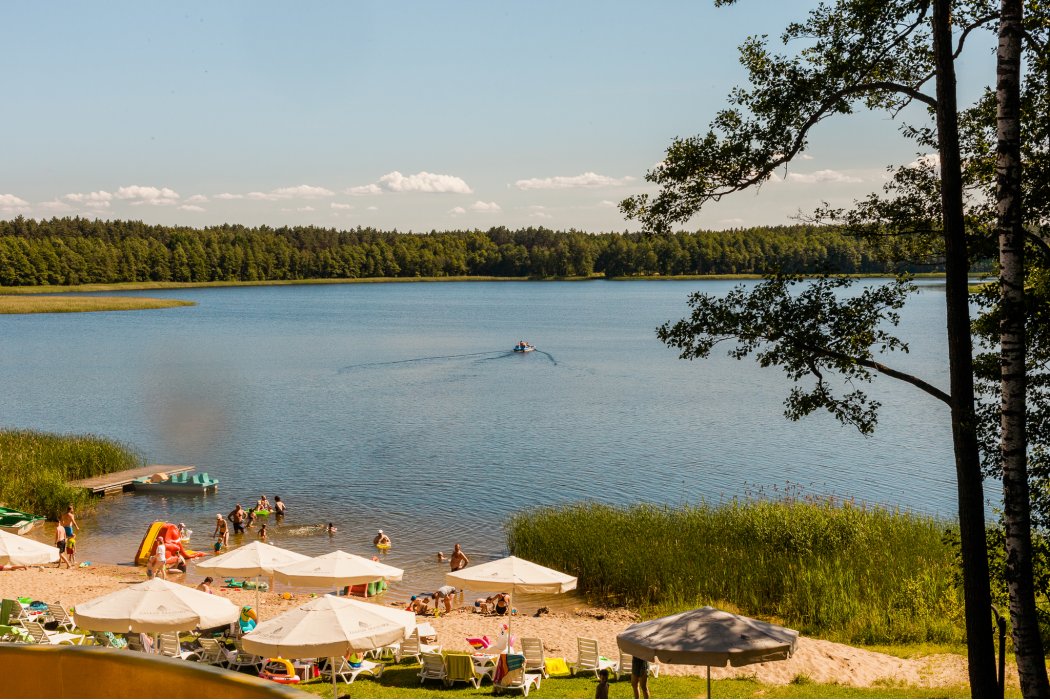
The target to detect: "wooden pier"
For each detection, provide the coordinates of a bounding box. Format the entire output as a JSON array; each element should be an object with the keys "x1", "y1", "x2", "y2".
[{"x1": 71, "y1": 465, "x2": 195, "y2": 496}]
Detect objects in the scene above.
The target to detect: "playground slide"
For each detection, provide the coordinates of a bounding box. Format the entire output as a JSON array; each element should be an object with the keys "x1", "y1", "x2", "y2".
[
  {"x1": 134, "y1": 521, "x2": 166, "y2": 566},
  {"x1": 134, "y1": 521, "x2": 207, "y2": 566}
]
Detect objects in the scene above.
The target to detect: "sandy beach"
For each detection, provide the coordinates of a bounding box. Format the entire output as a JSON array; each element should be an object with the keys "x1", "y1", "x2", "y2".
[{"x1": 0, "y1": 563, "x2": 980, "y2": 689}]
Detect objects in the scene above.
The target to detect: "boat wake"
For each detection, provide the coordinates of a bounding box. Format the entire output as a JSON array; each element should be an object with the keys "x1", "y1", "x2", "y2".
[{"x1": 339, "y1": 351, "x2": 505, "y2": 372}]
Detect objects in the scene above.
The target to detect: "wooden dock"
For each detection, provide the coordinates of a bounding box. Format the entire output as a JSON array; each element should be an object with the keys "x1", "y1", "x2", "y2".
[{"x1": 72, "y1": 465, "x2": 195, "y2": 496}]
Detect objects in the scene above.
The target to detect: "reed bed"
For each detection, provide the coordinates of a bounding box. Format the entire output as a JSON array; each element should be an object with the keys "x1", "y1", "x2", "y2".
[
  {"x1": 507, "y1": 499, "x2": 963, "y2": 645},
  {"x1": 0, "y1": 429, "x2": 143, "y2": 519},
  {"x1": 0, "y1": 295, "x2": 194, "y2": 313}
]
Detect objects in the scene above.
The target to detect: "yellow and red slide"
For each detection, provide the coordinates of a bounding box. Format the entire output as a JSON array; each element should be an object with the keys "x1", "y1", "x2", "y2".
[{"x1": 134, "y1": 521, "x2": 207, "y2": 566}]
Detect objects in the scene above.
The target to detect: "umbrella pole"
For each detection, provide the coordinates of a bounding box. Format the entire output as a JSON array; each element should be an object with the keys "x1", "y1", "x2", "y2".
[
  {"x1": 331, "y1": 655, "x2": 337, "y2": 698},
  {"x1": 707, "y1": 665, "x2": 711, "y2": 698},
  {"x1": 255, "y1": 575, "x2": 261, "y2": 620}
]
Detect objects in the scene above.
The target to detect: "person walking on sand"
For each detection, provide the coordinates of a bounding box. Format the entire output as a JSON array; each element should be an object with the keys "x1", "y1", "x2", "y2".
[
  {"x1": 59, "y1": 505, "x2": 79, "y2": 539},
  {"x1": 55, "y1": 522, "x2": 71, "y2": 568},
  {"x1": 449, "y1": 543, "x2": 469, "y2": 572}
]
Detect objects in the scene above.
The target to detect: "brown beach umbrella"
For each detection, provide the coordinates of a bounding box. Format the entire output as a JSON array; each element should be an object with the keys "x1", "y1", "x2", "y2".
[{"x1": 616, "y1": 606, "x2": 799, "y2": 698}]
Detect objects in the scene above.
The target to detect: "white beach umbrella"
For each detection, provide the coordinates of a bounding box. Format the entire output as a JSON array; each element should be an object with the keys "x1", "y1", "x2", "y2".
[
  {"x1": 273, "y1": 550, "x2": 404, "y2": 589},
  {"x1": 616, "y1": 606, "x2": 799, "y2": 698},
  {"x1": 242, "y1": 594, "x2": 414, "y2": 696},
  {"x1": 445, "y1": 555, "x2": 577, "y2": 650},
  {"x1": 72, "y1": 578, "x2": 239, "y2": 634},
  {"x1": 0, "y1": 529, "x2": 59, "y2": 566},
  {"x1": 195, "y1": 540, "x2": 310, "y2": 617}
]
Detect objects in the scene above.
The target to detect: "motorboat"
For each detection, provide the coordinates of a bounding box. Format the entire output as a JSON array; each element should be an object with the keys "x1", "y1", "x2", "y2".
[
  {"x1": 513, "y1": 341, "x2": 535, "y2": 353},
  {"x1": 132, "y1": 470, "x2": 219, "y2": 494}
]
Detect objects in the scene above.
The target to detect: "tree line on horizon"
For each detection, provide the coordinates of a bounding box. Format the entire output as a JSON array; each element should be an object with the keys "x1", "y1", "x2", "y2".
[{"x1": 0, "y1": 216, "x2": 952, "y2": 286}]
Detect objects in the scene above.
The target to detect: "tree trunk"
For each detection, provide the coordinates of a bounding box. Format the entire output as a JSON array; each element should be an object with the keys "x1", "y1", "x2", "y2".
[
  {"x1": 996, "y1": 1, "x2": 1049, "y2": 696},
  {"x1": 932, "y1": 1, "x2": 1000, "y2": 696}
]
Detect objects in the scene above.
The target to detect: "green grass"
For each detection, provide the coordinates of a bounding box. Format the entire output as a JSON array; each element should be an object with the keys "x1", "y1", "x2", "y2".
[
  {"x1": 292, "y1": 663, "x2": 974, "y2": 698},
  {"x1": 0, "y1": 429, "x2": 144, "y2": 519},
  {"x1": 507, "y1": 499, "x2": 964, "y2": 646},
  {"x1": 0, "y1": 295, "x2": 194, "y2": 314}
]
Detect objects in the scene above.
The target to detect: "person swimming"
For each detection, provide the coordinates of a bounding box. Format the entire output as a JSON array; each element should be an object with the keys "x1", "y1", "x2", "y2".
[{"x1": 373, "y1": 529, "x2": 391, "y2": 546}]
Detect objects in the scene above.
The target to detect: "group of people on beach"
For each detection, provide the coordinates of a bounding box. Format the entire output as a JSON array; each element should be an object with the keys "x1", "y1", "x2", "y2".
[{"x1": 54, "y1": 506, "x2": 79, "y2": 568}]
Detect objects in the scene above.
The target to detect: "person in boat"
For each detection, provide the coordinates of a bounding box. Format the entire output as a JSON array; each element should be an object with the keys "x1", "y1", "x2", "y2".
[{"x1": 373, "y1": 529, "x2": 391, "y2": 547}]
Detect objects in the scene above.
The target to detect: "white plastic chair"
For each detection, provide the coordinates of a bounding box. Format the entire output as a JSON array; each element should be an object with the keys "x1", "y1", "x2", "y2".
[
  {"x1": 196, "y1": 637, "x2": 234, "y2": 666},
  {"x1": 398, "y1": 630, "x2": 441, "y2": 663},
  {"x1": 47, "y1": 603, "x2": 77, "y2": 632},
  {"x1": 226, "y1": 638, "x2": 264, "y2": 673},
  {"x1": 494, "y1": 661, "x2": 542, "y2": 697},
  {"x1": 418, "y1": 652, "x2": 447, "y2": 685},
  {"x1": 157, "y1": 632, "x2": 200, "y2": 660},
  {"x1": 520, "y1": 637, "x2": 548, "y2": 678},
  {"x1": 322, "y1": 656, "x2": 384, "y2": 684},
  {"x1": 22, "y1": 620, "x2": 83, "y2": 646},
  {"x1": 570, "y1": 637, "x2": 615, "y2": 677},
  {"x1": 615, "y1": 651, "x2": 659, "y2": 680}
]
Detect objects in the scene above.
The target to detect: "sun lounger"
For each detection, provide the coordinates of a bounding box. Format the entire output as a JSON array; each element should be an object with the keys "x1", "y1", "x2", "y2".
[
  {"x1": 570, "y1": 637, "x2": 616, "y2": 677},
  {"x1": 520, "y1": 637, "x2": 548, "y2": 678},
  {"x1": 321, "y1": 656, "x2": 384, "y2": 684},
  {"x1": 47, "y1": 602, "x2": 77, "y2": 632},
  {"x1": 615, "y1": 651, "x2": 660, "y2": 680},
  {"x1": 22, "y1": 620, "x2": 84, "y2": 646},
  {"x1": 195, "y1": 637, "x2": 234, "y2": 666},
  {"x1": 493, "y1": 654, "x2": 542, "y2": 696},
  {"x1": 158, "y1": 631, "x2": 200, "y2": 660},
  {"x1": 418, "y1": 651, "x2": 447, "y2": 685},
  {"x1": 397, "y1": 630, "x2": 441, "y2": 664},
  {"x1": 445, "y1": 652, "x2": 485, "y2": 689},
  {"x1": 226, "y1": 638, "x2": 263, "y2": 673}
]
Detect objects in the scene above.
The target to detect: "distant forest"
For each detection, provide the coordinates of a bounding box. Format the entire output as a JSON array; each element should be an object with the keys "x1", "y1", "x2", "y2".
[{"x1": 0, "y1": 216, "x2": 945, "y2": 286}]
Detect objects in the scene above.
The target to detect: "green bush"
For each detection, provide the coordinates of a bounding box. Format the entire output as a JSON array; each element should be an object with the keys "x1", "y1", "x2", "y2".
[
  {"x1": 506, "y1": 498, "x2": 963, "y2": 645},
  {"x1": 0, "y1": 429, "x2": 143, "y2": 519}
]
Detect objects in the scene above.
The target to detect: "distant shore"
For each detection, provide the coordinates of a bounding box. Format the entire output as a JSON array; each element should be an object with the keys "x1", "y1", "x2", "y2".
[{"x1": 0, "y1": 271, "x2": 957, "y2": 297}]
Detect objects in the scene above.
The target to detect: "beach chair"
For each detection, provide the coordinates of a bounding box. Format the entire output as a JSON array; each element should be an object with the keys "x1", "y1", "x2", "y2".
[
  {"x1": 22, "y1": 620, "x2": 84, "y2": 646},
  {"x1": 570, "y1": 637, "x2": 616, "y2": 678},
  {"x1": 321, "y1": 656, "x2": 384, "y2": 684},
  {"x1": 397, "y1": 630, "x2": 441, "y2": 664},
  {"x1": 615, "y1": 651, "x2": 659, "y2": 680},
  {"x1": 417, "y1": 652, "x2": 447, "y2": 685},
  {"x1": 0, "y1": 598, "x2": 29, "y2": 642},
  {"x1": 46, "y1": 602, "x2": 77, "y2": 632},
  {"x1": 493, "y1": 654, "x2": 542, "y2": 697},
  {"x1": 227, "y1": 638, "x2": 264, "y2": 673},
  {"x1": 444, "y1": 652, "x2": 484, "y2": 689},
  {"x1": 196, "y1": 637, "x2": 234, "y2": 666},
  {"x1": 520, "y1": 637, "x2": 548, "y2": 678},
  {"x1": 158, "y1": 631, "x2": 200, "y2": 660}
]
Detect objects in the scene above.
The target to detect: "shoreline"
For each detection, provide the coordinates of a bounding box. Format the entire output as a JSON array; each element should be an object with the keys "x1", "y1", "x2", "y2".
[
  {"x1": 0, "y1": 272, "x2": 959, "y2": 297},
  {"x1": 0, "y1": 563, "x2": 982, "y2": 689}
]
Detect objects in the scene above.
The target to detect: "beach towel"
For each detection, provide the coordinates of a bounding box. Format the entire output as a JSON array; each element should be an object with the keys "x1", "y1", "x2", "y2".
[
  {"x1": 445, "y1": 653, "x2": 475, "y2": 683},
  {"x1": 493, "y1": 654, "x2": 510, "y2": 683},
  {"x1": 545, "y1": 657, "x2": 571, "y2": 677}
]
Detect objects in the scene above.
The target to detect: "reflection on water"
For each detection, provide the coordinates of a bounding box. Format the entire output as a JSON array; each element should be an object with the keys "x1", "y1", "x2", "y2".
[{"x1": 1, "y1": 279, "x2": 972, "y2": 605}]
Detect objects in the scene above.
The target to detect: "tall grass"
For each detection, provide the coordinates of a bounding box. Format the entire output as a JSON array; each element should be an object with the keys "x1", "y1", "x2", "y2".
[
  {"x1": 507, "y1": 499, "x2": 964, "y2": 645},
  {"x1": 0, "y1": 296, "x2": 194, "y2": 314},
  {"x1": 0, "y1": 429, "x2": 144, "y2": 519}
]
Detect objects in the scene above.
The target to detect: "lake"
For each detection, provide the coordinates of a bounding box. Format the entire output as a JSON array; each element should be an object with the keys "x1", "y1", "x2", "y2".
[{"x1": 0, "y1": 279, "x2": 973, "y2": 603}]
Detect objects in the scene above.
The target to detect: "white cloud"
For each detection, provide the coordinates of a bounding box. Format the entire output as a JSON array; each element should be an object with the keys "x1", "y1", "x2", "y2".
[
  {"x1": 799, "y1": 153, "x2": 815, "y2": 161},
  {"x1": 185, "y1": 194, "x2": 208, "y2": 203},
  {"x1": 598, "y1": 200, "x2": 617, "y2": 208},
  {"x1": 296, "y1": 206, "x2": 315, "y2": 212},
  {"x1": 273, "y1": 184, "x2": 333, "y2": 198},
  {"x1": 718, "y1": 218, "x2": 746, "y2": 225},
  {"x1": 366, "y1": 206, "x2": 378, "y2": 211},
  {"x1": 514, "y1": 172, "x2": 636, "y2": 190},
  {"x1": 449, "y1": 206, "x2": 467, "y2": 215},
  {"x1": 36, "y1": 199, "x2": 72, "y2": 213},
  {"x1": 785, "y1": 169, "x2": 863, "y2": 184},
  {"x1": 179, "y1": 204, "x2": 205, "y2": 212},
  {"x1": 247, "y1": 191, "x2": 281, "y2": 201},
  {"x1": 530, "y1": 211, "x2": 552, "y2": 219},
  {"x1": 469, "y1": 200, "x2": 501, "y2": 212},
  {"x1": 65, "y1": 190, "x2": 113, "y2": 208},
  {"x1": 330, "y1": 202, "x2": 353, "y2": 210},
  {"x1": 214, "y1": 193, "x2": 244, "y2": 200},
  {"x1": 346, "y1": 184, "x2": 382, "y2": 196},
  {"x1": 0, "y1": 194, "x2": 29, "y2": 207},
  {"x1": 116, "y1": 185, "x2": 180, "y2": 205},
  {"x1": 378, "y1": 171, "x2": 472, "y2": 194},
  {"x1": 906, "y1": 153, "x2": 940, "y2": 169}
]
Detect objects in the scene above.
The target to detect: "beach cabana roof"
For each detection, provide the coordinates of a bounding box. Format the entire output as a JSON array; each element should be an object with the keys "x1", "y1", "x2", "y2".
[
  {"x1": 446, "y1": 555, "x2": 577, "y2": 595},
  {"x1": 72, "y1": 578, "x2": 239, "y2": 634},
  {"x1": 273, "y1": 549, "x2": 404, "y2": 588},
  {"x1": 195, "y1": 540, "x2": 309, "y2": 578}
]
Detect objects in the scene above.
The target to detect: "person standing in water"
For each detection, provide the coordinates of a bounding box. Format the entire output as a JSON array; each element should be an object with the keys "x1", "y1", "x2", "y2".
[
  {"x1": 59, "y1": 506, "x2": 79, "y2": 539},
  {"x1": 373, "y1": 529, "x2": 391, "y2": 547},
  {"x1": 449, "y1": 543, "x2": 470, "y2": 571},
  {"x1": 274, "y1": 496, "x2": 286, "y2": 517}
]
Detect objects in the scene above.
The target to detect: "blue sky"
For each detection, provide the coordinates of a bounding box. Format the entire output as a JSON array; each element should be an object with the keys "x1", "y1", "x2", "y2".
[{"x1": 0, "y1": 1, "x2": 995, "y2": 232}]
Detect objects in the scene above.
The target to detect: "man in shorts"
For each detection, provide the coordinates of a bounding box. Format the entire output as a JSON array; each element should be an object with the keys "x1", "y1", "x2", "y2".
[
  {"x1": 60, "y1": 505, "x2": 79, "y2": 539},
  {"x1": 630, "y1": 656, "x2": 650, "y2": 699},
  {"x1": 55, "y1": 522, "x2": 70, "y2": 568},
  {"x1": 228, "y1": 505, "x2": 246, "y2": 535}
]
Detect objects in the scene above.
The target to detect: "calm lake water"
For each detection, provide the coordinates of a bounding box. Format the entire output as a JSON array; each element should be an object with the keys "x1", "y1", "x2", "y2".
[{"x1": 0, "y1": 279, "x2": 974, "y2": 603}]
